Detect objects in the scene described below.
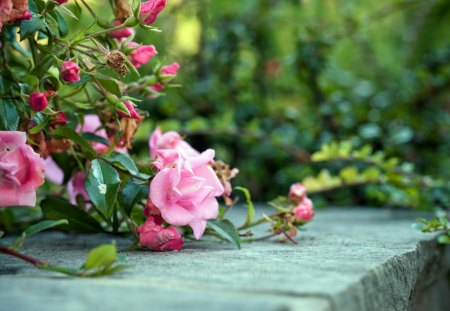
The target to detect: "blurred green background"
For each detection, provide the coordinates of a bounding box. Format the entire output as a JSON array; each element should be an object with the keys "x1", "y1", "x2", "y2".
[{"x1": 97, "y1": 0, "x2": 450, "y2": 203}]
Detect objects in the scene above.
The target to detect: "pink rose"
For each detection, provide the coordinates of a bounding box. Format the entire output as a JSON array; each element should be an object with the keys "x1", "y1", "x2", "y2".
[
  {"x1": 293, "y1": 197, "x2": 315, "y2": 223},
  {"x1": 289, "y1": 182, "x2": 307, "y2": 202},
  {"x1": 44, "y1": 157, "x2": 64, "y2": 185},
  {"x1": 29, "y1": 93, "x2": 49, "y2": 112},
  {"x1": 139, "y1": 0, "x2": 167, "y2": 26},
  {"x1": 0, "y1": 0, "x2": 13, "y2": 31},
  {"x1": 60, "y1": 61, "x2": 81, "y2": 83},
  {"x1": 138, "y1": 216, "x2": 184, "y2": 252},
  {"x1": 150, "y1": 149, "x2": 224, "y2": 239},
  {"x1": 0, "y1": 131, "x2": 45, "y2": 207},
  {"x1": 68, "y1": 171, "x2": 90, "y2": 207},
  {"x1": 127, "y1": 42, "x2": 157, "y2": 68},
  {"x1": 117, "y1": 101, "x2": 141, "y2": 119},
  {"x1": 109, "y1": 20, "x2": 135, "y2": 40},
  {"x1": 149, "y1": 126, "x2": 199, "y2": 160},
  {"x1": 76, "y1": 114, "x2": 109, "y2": 154},
  {"x1": 55, "y1": 0, "x2": 69, "y2": 4}
]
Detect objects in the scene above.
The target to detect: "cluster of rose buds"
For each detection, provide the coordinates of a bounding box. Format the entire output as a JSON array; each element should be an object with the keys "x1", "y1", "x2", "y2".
[
  {"x1": 289, "y1": 183, "x2": 315, "y2": 223},
  {"x1": 265, "y1": 182, "x2": 315, "y2": 242}
]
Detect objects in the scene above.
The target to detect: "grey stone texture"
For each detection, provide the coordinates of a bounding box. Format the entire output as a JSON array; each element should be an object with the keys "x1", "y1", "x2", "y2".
[{"x1": 0, "y1": 207, "x2": 449, "y2": 311}]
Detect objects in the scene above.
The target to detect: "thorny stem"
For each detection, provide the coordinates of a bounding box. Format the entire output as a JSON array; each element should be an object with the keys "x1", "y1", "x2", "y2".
[{"x1": 0, "y1": 245, "x2": 44, "y2": 267}]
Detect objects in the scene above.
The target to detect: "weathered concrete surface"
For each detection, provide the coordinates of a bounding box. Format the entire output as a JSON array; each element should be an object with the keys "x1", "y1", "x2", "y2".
[{"x1": 0, "y1": 208, "x2": 449, "y2": 311}]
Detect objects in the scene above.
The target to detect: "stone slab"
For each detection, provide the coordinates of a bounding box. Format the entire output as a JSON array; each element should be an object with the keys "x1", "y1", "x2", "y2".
[{"x1": 0, "y1": 207, "x2": 449, "y2": 311}]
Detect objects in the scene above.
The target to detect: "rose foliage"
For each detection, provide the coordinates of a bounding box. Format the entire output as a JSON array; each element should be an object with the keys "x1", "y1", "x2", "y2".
[{"x1": 0, "y1": 0, "x2": 315, "y2": 274}]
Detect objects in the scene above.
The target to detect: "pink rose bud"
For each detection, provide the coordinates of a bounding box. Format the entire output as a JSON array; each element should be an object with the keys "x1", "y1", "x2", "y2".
[
  {"x1": 138, "y1": 216, "x2": 184, "y2": 252},
  {"x1": 161, "y1": 63, "x2": 179, "y2": 75},
  {"x1": 55, "y1": 0, "x2": 69, "y2": 4},
  {"x1": 148, "y1": 82, "x2": 164, "y2": 93},
  {"x1": 0, "y1": 131, "x2": 45, "y2": 207},
  {"x1": 60, "y1": 61, "x2": 80, "y2": 83},
  {"x1": 127, "y1": 42, "x2": 157, "y2": 68},
  {"x1": 51, "y1": 111, "x2": 67, "y2": 125},
  {"x1": 29, "y1": 93, "x2": 49, "y2": 112},
  {"x1": 159, "y1": 62, "x2": 180, "y2": 83},
  {"x1": 289, "y1": 182, "x2": 307, "y2": 202},
  {"x1": 109, "y1": 20, "x2": 135, "y2": 40},
  {"x1": 117, "y1": 101, "x2": 140, "y2": 119},
  {"x1": 139, "y1": 0, "x2": 167, "y2": 26},
  {"x1": 293, "y1": 197, "x2": 315, "y2": 223}
]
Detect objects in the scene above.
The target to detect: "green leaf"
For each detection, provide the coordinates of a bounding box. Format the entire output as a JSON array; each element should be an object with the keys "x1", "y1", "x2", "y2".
[
  {"x1": 234, "y1": 186, "x2": 255, "y2": 228},
  {"x1": 30, "y1": 54, "x2": 57, "y2": 77},
  {"x1": 437, "y1": 233, "x2": 450, "y2": 244},
  {"x1": 57, "y1": 3, "x2": 79, "y2": 20},
  {"x1": 121, "y1": 179, "x2": 148, "y2": 215},
  {"x1": 24, "y1": 219, "x2": 69, "y2": 237},
  {"x1": 0, "y1": 100, "x2": 19, "y2": 131},
  {"x1": 52, "y1": 126, "x2": 96, "y2": 159},
  {"x1": 104, "y1": 151, "x2": 139, "y2": 175},
  {"x1": 29, "y1": 115, "x2": 51, "y2": 134},
  {"x1": 84, "y1": 244, "x2": 117, "y2": 269},
  {"x1": 85, "y1": 160, "x2": 121, "y2": 219},
  {"x1": 81, "y1": 132, "x2": 110, "y2": 146},
  {"x1": 19, "y1": 15, "x2": 47, "y2": 40},
  {"x1": 97, "y1": 78, "x2": 122, "y2": 98},
  {"x1": 208, "y1": 219, "x2": 240, "y2": 249},
  {"x1": 56, "y1": 11, "x2": 69, "y2": 36},
  {"x1": 41, "y1": 197, "x2": 103, "y2": 233},
  {"x1": 339, "y1": 166, "x2": 359, "y2": 183}
]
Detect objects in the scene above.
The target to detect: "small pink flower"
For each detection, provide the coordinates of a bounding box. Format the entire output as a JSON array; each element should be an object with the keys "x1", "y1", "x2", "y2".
[
  {"x1": 55, "y1": 0, "x2": 69, "y2": 4},
  {"x1": 150, "y1": 149, "x2": 224, "y2": 239},
  {"x1": 68, "y1": 172, "x2": 90, "y2": 207},
  {"x1": 293, "y1": 197, "x2": 315, "y2": 222},
  {"x1": 60, "y1": 61, "x2": 80, "y2": 83},
  {"x1": 139, "y1": 0, "x2": 167, "y2": 26},
  {"x1": 109, "y1": 20, "x2": 135, "y2": 40},
  {"x1": 127, "y1": 42, "x2": 157, "y2": 68},
  {"x1": 289, "y1": 182, "x2": 307, "y2": 202},
  {"x1": 117, "y1": 101, "x2": 140, "y2": 120},
  {"x1": 44, "y1": 157, "x2": 64, "y2": 185},
  {"x1": 29, "y1": 93, "x2": 48, "y2": 112},
  {"x1": 138, "y1": 216, "x2": 184, "y2": 252},
  {"x1": 0, "y1": 131, "x2": 45, "y2": 207}
]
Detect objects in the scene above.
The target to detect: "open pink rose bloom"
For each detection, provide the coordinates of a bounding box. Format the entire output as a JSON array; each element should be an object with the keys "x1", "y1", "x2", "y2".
[
  {"x1": 148, "y1": 128, "x2": 224, "y2": 240},
  {"x1": 0, "y1": 131, "x2": 45, "y2": 207}
]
